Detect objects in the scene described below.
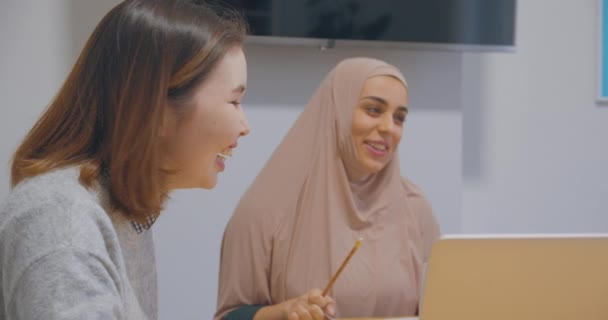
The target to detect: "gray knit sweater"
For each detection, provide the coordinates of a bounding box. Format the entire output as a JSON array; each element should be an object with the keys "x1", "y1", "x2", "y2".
[{"x1": 0, "y1": 167, "x2": 157, "y2": 319}]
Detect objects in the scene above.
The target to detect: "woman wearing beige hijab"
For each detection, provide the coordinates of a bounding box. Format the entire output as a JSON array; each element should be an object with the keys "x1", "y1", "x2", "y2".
[{"x1": 215, "y1": 58, "x2": 440, "y2": 320}]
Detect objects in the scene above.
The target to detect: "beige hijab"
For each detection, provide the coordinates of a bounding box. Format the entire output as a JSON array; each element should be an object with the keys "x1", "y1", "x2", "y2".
[{"x1": 215, "y1": 58, "x2": 439, "y2": 319}]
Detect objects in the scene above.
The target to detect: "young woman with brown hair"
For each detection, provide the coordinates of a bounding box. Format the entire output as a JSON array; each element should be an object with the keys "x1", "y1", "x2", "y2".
[{"x1": 0, "y1": 1, "x2": 249, "y2": 318}]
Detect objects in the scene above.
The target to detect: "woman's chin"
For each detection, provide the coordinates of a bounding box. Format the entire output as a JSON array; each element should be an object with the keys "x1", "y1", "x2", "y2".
[
  {"x1": 170, "y1": 172, "x2": 217, "y2": 190},
  {"x1": 359, "y1": 159, "x2": 387, "y2": 175},
  {"x1": 200, "y1": 174, "x2": 218, "y2": 189}
]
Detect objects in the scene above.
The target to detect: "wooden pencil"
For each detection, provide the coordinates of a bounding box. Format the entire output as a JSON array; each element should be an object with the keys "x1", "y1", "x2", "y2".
[{"x1": 322, "y1": 238, "x2": 363, "y2": 296}]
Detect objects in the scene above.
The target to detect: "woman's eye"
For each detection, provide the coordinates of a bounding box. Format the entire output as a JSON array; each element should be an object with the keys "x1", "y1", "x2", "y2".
[
  {"x1": 395, "y1": 110, "x2": 408, "y2": 123},
  {"x1": 366, "y1": 106, "x2": 381, "y2": 114}
]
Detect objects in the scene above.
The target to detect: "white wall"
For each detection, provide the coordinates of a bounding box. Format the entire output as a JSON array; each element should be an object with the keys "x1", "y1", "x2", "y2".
[
  {"x1": 0, "y1": 0, "x2": 70, "y2": 199},
  {"x1": 461, "y1": 0, "x2": 608, "y2": 233},
  {"x1": 0, "y1": 0, "x2": 122, "y2": 198}
]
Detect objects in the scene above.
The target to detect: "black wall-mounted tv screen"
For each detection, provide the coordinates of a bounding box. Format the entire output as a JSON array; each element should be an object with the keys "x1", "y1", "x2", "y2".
[{"x1": 221, "y1": 0, "x2": 516, "y2": 50}]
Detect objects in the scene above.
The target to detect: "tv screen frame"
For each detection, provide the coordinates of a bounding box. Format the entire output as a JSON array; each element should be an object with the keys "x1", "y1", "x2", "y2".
[{"x1": 224, "y1": 0, "x2": 517, "y2": 52}]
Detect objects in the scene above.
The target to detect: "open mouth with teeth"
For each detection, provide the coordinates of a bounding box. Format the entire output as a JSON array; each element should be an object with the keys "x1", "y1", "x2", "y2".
[
  {"x1": 217, "y1": 147, "x2": 233, "y2": 162},
  {"x1": 363, "y1": 140, "x2": 391, "y2": 158},
  {"x1": 216, "y1": 153, "x2": 231, "y2": 160},
  {"x1": 216, "y1": 144, "x2": 236, "y2": 172},
  {"x1": 215, "y1": 150, "x2": 231, "y2": 171},
  {"x1": 366, "y1": 142, "x2": 388, "y2": 151},
  {"x1": 217, "y1": 147, "x2": 232, "y2": 160}
]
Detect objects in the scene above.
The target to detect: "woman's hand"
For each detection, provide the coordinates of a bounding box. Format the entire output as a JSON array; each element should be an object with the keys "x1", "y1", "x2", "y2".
[{"x1": 283, "y1": 288, "x2": 336, "y2": 320}]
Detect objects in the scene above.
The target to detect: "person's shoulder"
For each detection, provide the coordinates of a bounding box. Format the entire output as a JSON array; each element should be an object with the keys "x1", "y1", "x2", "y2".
[
  {"x1": 2, "y1": 166, "x2": 106, "y2": 222},
  {"x1": 223, "y1": 183, "x2": 291, "y2": 244},
  {"x1": 5, "y1": 166, "x2": 90, "y2": 204},
  {"x1": 0, "y1": 167, "x2": 117, "y2": 266},
  {"x1": 399, "y1": 176, "x2": 440, "y2": 260},
  {"x1": 399, "y1": 176, "x2": 427, "y2": 198},
  {"x1": 399, "y1": 175, "x2": 435, "y2": 219}
]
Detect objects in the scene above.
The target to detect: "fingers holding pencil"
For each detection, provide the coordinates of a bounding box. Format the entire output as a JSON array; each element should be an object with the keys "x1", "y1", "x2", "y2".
[
  {"x1": 308, "y1": 289, "x2": 335, "y2": 315},
  {"x1": 285, "y1": 288, "x2": 335, "y2": 320},
  {"x1": 285, "y1": 238, "x2": 362, "y2": 320}
]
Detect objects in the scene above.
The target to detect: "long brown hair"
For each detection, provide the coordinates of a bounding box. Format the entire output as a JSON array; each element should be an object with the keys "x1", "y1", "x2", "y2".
[{"x1": 11, "y1": 0, "x2": 246, "y2": 222}]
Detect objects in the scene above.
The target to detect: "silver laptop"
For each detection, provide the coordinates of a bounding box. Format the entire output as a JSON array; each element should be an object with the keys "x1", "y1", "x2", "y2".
[{"x1": 419, "y1": 234, "x2": 608, "y2": 320}]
